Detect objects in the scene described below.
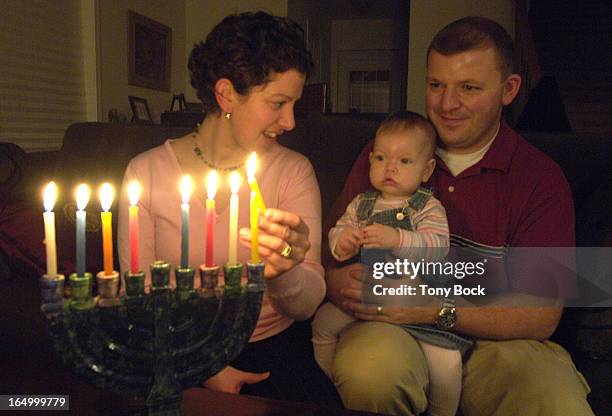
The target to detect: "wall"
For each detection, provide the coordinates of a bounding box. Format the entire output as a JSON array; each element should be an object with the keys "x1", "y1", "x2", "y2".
[
  {"x1": 98, "y1": 0, "x2": 186, "y2": 124},
  {"x1": 407, "y1": 0, "x2": 514, "y2": 115},
  {"x1": 184, "y1": 0, "x2": 288, "y2": 102}
]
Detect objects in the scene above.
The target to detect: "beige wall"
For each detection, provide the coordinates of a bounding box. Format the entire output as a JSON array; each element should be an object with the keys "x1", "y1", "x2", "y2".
[
  {"x1": 98, "y1": 0, "x2": 186, "y2": 124},
  {"x1": 184, "y1": 0, "x2": 288, "y2": 102},
  {"x1": 407, "y1": 0, "x2": 514, "y2": 115}
]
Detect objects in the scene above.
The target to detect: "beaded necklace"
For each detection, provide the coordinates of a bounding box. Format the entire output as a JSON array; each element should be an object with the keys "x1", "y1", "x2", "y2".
[{"x1": 191, "y1": 133, "x2": 242, "y2": 172}]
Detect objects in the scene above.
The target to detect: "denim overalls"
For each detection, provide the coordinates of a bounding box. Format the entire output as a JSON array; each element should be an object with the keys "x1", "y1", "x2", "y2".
[{"x1": 357, "y1": 188, "x2": 473, "y2": 356}]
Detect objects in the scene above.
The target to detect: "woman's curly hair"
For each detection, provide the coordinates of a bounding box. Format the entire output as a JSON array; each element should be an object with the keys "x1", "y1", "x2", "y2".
[{"x1": 188, "y1": 11, "x2": 314, "y2": 113}]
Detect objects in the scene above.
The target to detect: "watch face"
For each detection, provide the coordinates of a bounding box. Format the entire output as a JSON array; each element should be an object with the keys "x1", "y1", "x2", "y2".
[{"x1": 437, "y1": 306, "x2": 456, "y2": 330}]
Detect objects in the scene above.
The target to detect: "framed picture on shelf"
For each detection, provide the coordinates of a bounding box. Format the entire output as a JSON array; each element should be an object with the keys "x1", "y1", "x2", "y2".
[
  {"x1": 128, "y1": 96, "x2": 153, "y2": 123},
  {"x1": 128, "y1": 10, "x2": 172, "y2": 92}
]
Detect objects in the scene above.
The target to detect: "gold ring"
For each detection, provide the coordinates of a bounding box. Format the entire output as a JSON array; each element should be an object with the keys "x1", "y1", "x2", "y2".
[
  {"x1": 280, "y1": 244, "x2": 293, "y2": 258},
  {"x1": 376, "y1": 305, "x2": 384, "y2": 315}
]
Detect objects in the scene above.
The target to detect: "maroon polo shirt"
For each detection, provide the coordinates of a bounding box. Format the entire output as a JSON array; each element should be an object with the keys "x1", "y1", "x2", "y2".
[{"x1": 326, "y1": 120, "x2": 576, "y2": 298}]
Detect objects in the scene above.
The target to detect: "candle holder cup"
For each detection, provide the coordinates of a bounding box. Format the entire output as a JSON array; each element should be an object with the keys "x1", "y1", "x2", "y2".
[
  {"x1": 68, "y1": 272, "x2": 94, "y2": 309},
  {"x1": 223, "y1": 262, "x2": 243, "y2": 296},
  {"x1": 199, "y1": 264, "x2": 219, "y2": 293},
  {"x1": 175, "y1": 266, "x2": 195, "y2": 302},
  {"x1": 40, "y1": 274, "x2": 65, "y2": 314},
  {"x1": 40, "y1": 259, "x2": 264, "y2": 416},
  {"x1": 96, "y1": 271, "x2": 120, "y2": 307},
  {"x1": 247, "y1": 262, "x2": 265, "y2": 292},
  {"x1": 125, "y1": 270, "x2": 146, "y2": 297}
]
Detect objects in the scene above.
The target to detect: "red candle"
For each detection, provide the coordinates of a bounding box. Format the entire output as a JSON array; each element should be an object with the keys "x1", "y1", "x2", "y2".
[
  {"x1": 205, "y1": 170, "x2": 218, "y2": 267},
  {"x1": 127, "y1": 181, "x2": 141, "y2": 273}
]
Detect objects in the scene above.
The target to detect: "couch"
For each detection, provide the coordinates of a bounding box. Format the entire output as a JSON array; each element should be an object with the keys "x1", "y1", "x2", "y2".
[{"x1": 1, "y1": 113, "x2": 610, "y2": 414}]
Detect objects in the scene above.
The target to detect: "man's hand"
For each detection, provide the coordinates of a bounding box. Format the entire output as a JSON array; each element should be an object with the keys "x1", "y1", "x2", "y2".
[
  {"x1": 203, "y1": 366, "x2": 270, "y2": 394},
  {"x1": 334, "y1": 227, "x2": 363, "y2": 259},
  {"x1": 325, "y1": 263, "x2": 366, "y2": 315},
  {"x1": 363, "y1": 223, "x2": 399, "y2": 248}
]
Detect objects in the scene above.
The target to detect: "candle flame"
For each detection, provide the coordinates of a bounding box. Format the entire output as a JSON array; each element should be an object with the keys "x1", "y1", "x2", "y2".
[
  {"x1": 206, "y1": 170, "x2": 219, "y2": 200},
  {"x1": 246, "y1": 152, "x2": 257, "y2": 182},
  {"x1": 127, "y1": 181, "x2": 141, "y2": 206},
  {"x1": 229, "y1": 171, "x2": 242, "y2": 195},
  {"x1": 43, "y1": 181, "x2": 58, "y2": 212},
  {"x1": 99, "y1": 183, "x2": 114, "y2": 212},
  {"x1": 75, "y1": 184, "x2": 91, "y2": 211},
  {"x1": 180, "y1": 175, "x2": 193, "y2": 204}
]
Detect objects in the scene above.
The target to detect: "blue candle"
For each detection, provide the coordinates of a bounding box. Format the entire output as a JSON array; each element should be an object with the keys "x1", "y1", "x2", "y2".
[
  {"x1": 75, "y1": 184, "x2": 90, "y2": 276},
  {"x1": 179, "y1": 176, "x2": 193, "y2": 268}
]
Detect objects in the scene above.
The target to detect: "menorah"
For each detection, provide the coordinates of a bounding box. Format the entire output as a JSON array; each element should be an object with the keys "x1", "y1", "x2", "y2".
[{"x1": 39, "y1": 260, "x2": 265, "y2": 416}]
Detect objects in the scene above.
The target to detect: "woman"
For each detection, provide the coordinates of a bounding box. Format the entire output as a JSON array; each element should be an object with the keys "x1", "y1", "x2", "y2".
[{"x1": 117, "y1": 11, "x2": 339, "y2": 405}]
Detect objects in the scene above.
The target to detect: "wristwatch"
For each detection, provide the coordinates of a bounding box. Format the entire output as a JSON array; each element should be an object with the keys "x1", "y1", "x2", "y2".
[{"x1": 436, "y1": 298, "x2": 457, "y2": 331}]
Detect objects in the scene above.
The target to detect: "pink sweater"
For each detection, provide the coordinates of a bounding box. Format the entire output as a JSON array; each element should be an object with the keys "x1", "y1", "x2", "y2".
[{"x1": 118, "y1": 140, "x2": 325, "y2": 342}]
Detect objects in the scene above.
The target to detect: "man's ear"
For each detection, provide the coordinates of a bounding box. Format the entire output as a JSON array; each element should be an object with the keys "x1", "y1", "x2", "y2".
[
  {"x1": 501, "y1": 74, "x2": 522, "y2": 106},
  {"x1": 422, "y1": 158, "x2": 436, "y2": 183},
  {"x1": 214, "y1": 78, "x2": 236, "y2": 113}
]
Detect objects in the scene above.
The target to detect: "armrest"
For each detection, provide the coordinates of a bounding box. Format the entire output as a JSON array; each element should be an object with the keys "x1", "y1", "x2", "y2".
[{"x1": 0, "y1": 142, "x2": 60, "y2": 203}]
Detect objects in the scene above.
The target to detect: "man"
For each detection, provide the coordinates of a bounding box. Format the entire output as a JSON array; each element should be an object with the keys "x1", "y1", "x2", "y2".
[{"x1": 324, "y1": 16, "x2": 593, "y2": 416}]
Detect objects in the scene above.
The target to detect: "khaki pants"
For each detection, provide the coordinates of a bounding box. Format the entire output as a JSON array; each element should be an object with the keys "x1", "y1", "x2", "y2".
[{"x1": 332, "y1": 322, "x2": 593, "y2": 416}]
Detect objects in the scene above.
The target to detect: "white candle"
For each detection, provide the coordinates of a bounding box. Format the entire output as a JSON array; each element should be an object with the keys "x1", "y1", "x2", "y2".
[
  {"x1": 228, "y1": 172, "x2": 242, "y2": 265},
  {"x1": 43, "y1": 182, "x2": 58, "y2": 277}
]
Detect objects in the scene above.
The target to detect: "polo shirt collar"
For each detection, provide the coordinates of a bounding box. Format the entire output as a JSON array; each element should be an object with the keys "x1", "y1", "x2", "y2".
[{"x1": 435, "y1": 118, "x2": 517, "y2": 176}]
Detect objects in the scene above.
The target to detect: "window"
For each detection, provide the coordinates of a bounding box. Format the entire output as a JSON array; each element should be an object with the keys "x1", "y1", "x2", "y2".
[
  {"x1": 348, "y1": 70, "x2": 390, "y2": 113},
  {"x1": 0, "y1": 0, "x2": 89, "y2": 151}
]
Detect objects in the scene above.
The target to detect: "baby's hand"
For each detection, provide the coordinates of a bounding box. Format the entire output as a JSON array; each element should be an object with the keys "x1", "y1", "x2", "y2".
[
  {"x1": 362, "y1": 223, "x2": 400, "y2": 249},
  {"x1": 335, "y1": 227, "x2": 363, "y2": 259}
]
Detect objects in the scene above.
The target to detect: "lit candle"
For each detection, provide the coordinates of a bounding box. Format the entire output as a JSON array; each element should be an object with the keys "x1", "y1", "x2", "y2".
[
  {"x1": 250, "y1": 191, "x2": 260, "y2": 263},
  {"x1": 75, "y1": 184, "x2": 91, "y2": 277},
  {"x1": 179, "y1": 175, "x2": 193, "y2": 268},
  {"x1": 228, "y1": 172, "x2": 242, "y2": 265},
  {"x1": 99, "y1": 183, "x2": 114, "y2": 275},
  {"x1": 127, "y1": 181, "x2": 141, "y2": 274},
  {"x1": 246, "y1": 152, "x2": 266, "y2": 214},
  {"x1": 205, "y1": 170, "x2": 218, "y2": 267},
  {"x1": 43, "y1": 181, "x2": 58, "y2": 278}
]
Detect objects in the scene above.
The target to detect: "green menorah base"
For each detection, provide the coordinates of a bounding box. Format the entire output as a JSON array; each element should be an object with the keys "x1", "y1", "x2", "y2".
[{"x1": 40, "y1": 260, "x2": 265, "y2": 416}]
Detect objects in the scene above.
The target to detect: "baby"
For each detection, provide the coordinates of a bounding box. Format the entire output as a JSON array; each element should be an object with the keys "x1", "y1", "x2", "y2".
[{"x1": 313, "y1": 111, "x2": 471, "y2": 416}]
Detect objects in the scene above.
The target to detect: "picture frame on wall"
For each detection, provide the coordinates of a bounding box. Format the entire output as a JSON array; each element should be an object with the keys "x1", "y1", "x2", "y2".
[
  {"x1": 128, "y1": 96, "x2": 153, "y2": 123},
  {"x1": 128, "y1": 10, "x2": 172, "y2": 92}
]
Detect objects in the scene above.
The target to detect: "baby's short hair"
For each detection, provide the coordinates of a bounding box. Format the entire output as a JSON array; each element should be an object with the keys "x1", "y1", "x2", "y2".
[{"x1": 376, "y1": 111, "x2": 436, "y2": 158}]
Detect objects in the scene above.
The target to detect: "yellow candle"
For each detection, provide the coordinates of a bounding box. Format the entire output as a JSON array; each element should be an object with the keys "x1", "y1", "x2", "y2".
[
  {"x1": 228, "y1": 172, "x2": 242, "y2": 265},
  {"x1": 43, "y1": 182, "x2": 58, "y2": 277},
  {"x1": 99, "y1": 183, "x2": 114, "y2": 275},
  {"x1": 250, "y1": 191, "x2": 260, "y2": 263},
  {"x1": 246, "y1": 152, "x2": 266, "y2": 213}
]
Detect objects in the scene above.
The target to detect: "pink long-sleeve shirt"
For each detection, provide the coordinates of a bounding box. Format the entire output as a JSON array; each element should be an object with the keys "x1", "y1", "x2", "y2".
[{"x1": 118, "y1": 140, "x2": 325, "y2": 342}]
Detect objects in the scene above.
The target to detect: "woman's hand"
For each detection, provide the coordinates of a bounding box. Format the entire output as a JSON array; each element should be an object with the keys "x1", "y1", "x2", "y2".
[
  {"x1": 203, "y1": 366, "x2": 270, "y2": 394},
  {"x1": 239, "y1": 208, "x2": 311, "y2": 279}
]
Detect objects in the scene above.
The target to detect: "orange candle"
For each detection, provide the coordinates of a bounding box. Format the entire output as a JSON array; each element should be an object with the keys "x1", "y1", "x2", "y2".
[
  {"x1": 127, "y1": 181, "x2": 141, "y2": 274},
  {"x1": 99, "y1": 183, "x2": 114, "y2": 275},
  {"x1": 246, "y1": 152, "x2": 266, "y2": 213},
  {"x1": 250, "y1": 191, "x2": 260, "y2": 263}
]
